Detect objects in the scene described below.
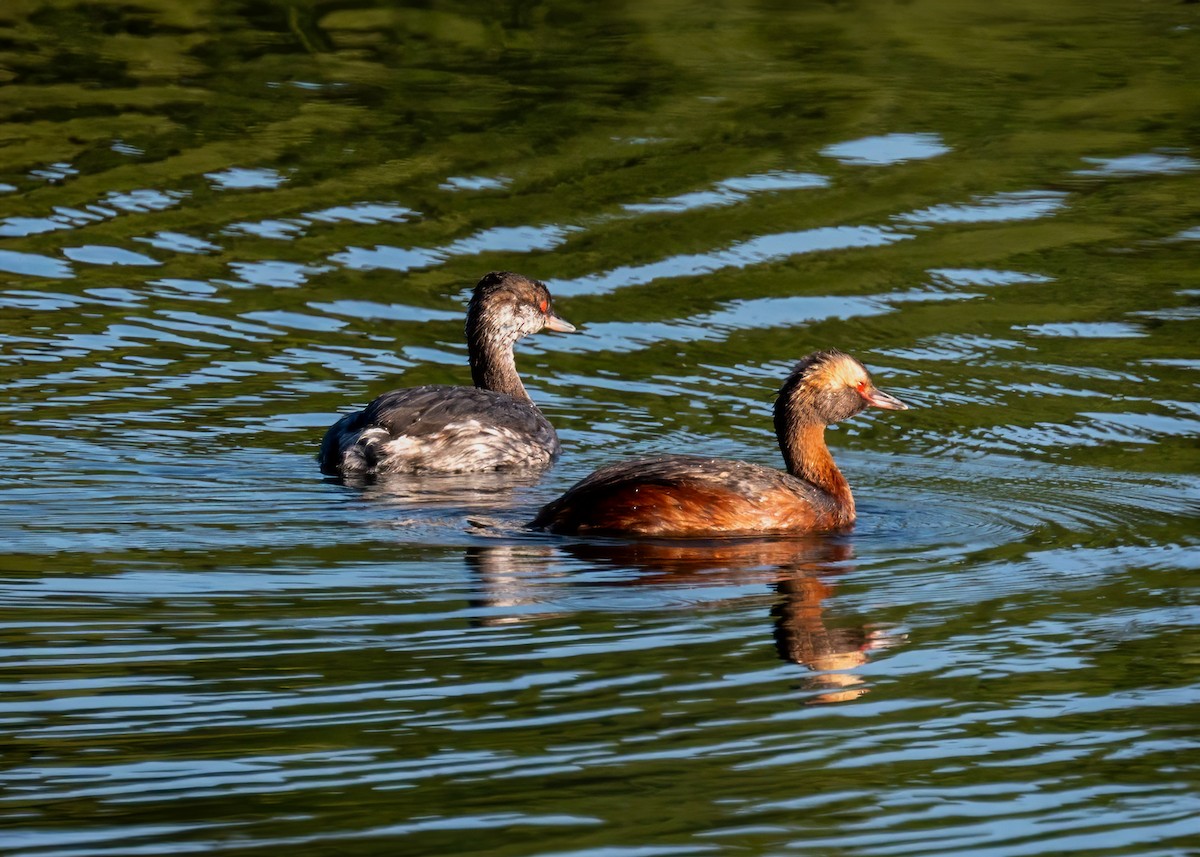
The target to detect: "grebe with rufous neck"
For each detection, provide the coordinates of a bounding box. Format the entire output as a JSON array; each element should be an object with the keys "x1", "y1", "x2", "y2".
[
  {"x1": 528, "y1": 350, "x2": 907, "y2": 537},
  {"x1": 319, "y1": 271, "x2": 575, "y2": 476}
]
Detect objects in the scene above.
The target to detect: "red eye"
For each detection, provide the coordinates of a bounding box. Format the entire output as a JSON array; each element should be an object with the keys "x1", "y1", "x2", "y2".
[{"x1": 539, "y1": 299, "x2": 549, "y2": 313}]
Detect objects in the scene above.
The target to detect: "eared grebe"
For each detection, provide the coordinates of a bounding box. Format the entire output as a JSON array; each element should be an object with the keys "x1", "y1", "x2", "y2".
[
  {"x1": 529, "y1": 350, "x2": 907, "y2": 537},
  {"x1": 319, "y1": 271, "x2": 575, "y2": 476}
]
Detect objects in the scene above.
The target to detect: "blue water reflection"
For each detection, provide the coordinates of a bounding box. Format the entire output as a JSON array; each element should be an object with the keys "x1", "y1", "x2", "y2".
[{"x1": 0, "y1": 1, "x2": 1196, "y2": 855}]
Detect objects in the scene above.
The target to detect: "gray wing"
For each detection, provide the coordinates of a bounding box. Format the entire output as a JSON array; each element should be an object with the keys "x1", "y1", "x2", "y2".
[
  {"x1": 556, "y1": 455, "x2": 804, "y2": 494},
  {"x1": 319, "y1": 385, "x2": 559, "y2": 475}
]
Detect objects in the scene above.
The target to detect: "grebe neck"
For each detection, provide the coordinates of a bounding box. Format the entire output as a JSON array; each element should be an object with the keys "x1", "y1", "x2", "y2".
[
  {"x1": 468, "y1": 329, "x2": 531, "y2": 402},
  {"x1": 778, "y1": 420, "x2": 854, "y2": 521}
]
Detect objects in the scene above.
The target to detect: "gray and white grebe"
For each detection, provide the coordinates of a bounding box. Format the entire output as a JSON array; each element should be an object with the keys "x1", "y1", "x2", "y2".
[{"x1": 320, "y1": 271, "x2": 575, "y2": 476}]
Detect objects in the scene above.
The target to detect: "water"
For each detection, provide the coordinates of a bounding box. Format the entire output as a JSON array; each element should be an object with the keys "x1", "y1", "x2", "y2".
[{"x1": 1, "y1": 1, "x2": 1198, "y2": 854}]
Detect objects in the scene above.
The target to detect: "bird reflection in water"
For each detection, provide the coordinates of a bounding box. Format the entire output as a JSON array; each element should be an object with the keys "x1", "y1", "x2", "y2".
[
  {"x1": 770, "y1": 563, "x2": 902, "y2": 703},
  {"x1": 328, "y1": 469, "x2": 548, "y2": 532},
  {"x1": 465, "y1": 537, "x2": 905, "y2": 704}
]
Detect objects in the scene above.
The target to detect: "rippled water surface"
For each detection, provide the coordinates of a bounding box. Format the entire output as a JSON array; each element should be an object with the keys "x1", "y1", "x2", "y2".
[{"x1": 2, "y1": 1, "x2": 1198, "y2": 855}]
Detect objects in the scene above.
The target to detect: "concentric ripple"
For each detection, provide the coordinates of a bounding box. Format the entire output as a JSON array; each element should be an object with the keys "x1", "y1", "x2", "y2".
[{"x1": 1, "y1": 2, "x2": 1198, "y2": 856}]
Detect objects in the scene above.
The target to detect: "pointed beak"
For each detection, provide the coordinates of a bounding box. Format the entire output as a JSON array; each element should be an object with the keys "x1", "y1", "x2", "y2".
[
  {"x1": 543, "y1": 312, "x2": 576, "y2": 333},
  {"x1": 861, "y1": 386, "x2": 908, "y2": 411}
]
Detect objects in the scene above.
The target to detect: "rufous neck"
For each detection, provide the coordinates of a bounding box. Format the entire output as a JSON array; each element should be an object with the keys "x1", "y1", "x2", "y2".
[{"x1": 780, "y1": 422, "x2": 854, "y2": 519}]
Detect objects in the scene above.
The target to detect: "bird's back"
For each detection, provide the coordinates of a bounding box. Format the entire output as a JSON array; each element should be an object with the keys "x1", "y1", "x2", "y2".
[
  {"x1": 530, "y1": 455, "x2": 843, "y2": 537},
  {"x1": 320, "y1": 385, "x2": 559, "y2": 475}
]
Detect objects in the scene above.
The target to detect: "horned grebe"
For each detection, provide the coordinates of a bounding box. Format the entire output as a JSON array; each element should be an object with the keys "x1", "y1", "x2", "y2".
[
  {"x1": 320, "y1": 271, "x2": 575, "y2": 476},
  {"x1": 529, "y1": 350, "x2": 906, "y2": 537}
]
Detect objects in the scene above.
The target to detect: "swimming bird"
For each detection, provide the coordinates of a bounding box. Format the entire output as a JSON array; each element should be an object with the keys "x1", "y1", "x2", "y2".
[
  {"x1": 320, "y1": 271, "x2": 575, "y2": 476},
  {"x1": 529, "y1": 349, "x2": 907, "y2": 537}
]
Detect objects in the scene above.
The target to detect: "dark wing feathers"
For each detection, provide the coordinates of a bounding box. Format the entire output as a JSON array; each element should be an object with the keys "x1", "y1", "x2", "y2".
[
  {"x1": 554, "y1": 455, "x2": 808, "y2": 496},
  {"x1": 360, "y1": 385, "x2": 551, "y2": 440},
  {"x1": 530, "y1": 455, "x2": 829, "y2": 534},
  {"x1": 319, "y1": 385, "x2": 559, "y2": 475}
]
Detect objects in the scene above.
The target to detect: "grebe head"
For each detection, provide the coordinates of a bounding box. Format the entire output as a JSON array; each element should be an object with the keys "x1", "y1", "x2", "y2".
[
  {"x1": 776, "y1": 349, "x2": 908, "y2": 427},
  {"x1": 466, "y1": 271, "x2": 575, "y2": 344}
]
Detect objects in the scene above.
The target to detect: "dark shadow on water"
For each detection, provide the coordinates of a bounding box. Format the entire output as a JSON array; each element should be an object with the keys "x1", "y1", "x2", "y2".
[
  {"x1": 464, "y1": 536, "x2": 906, "y2": 704},
  {"x1": 313, "y1": 469, "x2": 556, "y2": 544},
  {"x1": 323, "y1": 468, "x2": 548, "y2": 510}
]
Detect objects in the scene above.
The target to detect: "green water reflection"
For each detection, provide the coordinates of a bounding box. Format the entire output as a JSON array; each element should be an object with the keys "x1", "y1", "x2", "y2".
[{"x1": 0, "y1": 0, "x2": 1197, "y2": 855}]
